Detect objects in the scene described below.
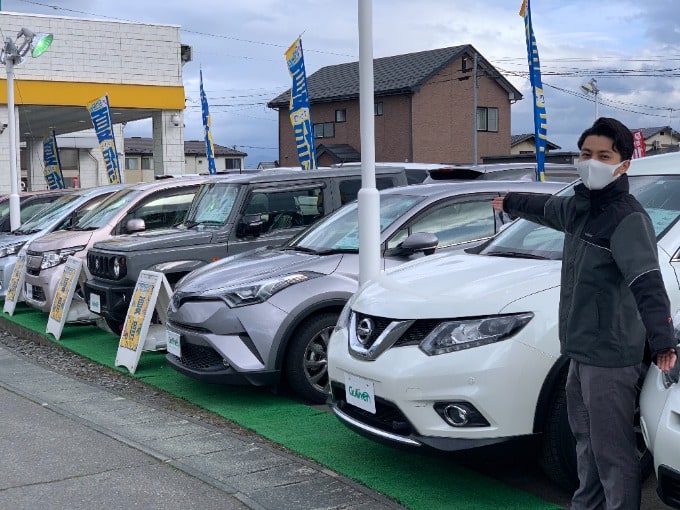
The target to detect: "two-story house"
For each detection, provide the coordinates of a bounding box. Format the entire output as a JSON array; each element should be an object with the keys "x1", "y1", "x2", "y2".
[{"x1": 267, "y1": 45, "x2": 522, "y2": 166}]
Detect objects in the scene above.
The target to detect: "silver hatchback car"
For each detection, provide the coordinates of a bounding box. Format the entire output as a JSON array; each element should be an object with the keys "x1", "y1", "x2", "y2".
[{"x1": 165, "y1": 180, "x2": 564, "y2": 403}]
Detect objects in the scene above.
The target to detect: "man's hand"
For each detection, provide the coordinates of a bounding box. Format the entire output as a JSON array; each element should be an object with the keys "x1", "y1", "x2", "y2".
[
  {"x1": 656, "y1": 348, "x2": 678, "y2": 373},
  {"x1": 492, "y1": 196, "x2": 505, "y2": 212}
]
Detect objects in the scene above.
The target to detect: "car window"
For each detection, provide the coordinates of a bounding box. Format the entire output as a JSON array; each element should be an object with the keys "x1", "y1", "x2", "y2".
[
  {"x1": 117, "y1": 187, "x2": 198, "y2": 233},
  {"x1": 244, "y1": 187, "x2": 325, "y2": 235},
  {"x1": 53, "y1": 194, "x2": 112, "y2": 231},
  {"x1": 481, "y1": 175, "x2": 680, "y2": 260},
  {"x1": 387, "y1": 199, "x2": 495, "y2": 250},
  {"x1": 15, "y1": 193, "x2": 82, "y2": 234},
  {"x1": 75, "y1": 189, "x2": 139, "y2": 230},
  {"x1": 291, "y1": 194, "x2": 423, "y2": 251},
  {"x1": 185, "y1": 182, "x2": 241, "y2": 227},
  {"x1": 20, "y1": 201, "x2": 53, "y2": 223},
  {"x1": 338, "y1": 177, "x2": 395, "y2": 205}
]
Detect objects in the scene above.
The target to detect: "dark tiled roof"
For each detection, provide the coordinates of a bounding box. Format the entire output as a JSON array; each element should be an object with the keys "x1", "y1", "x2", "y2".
[
  {"x1": 316, "y1": 143, "x2": 361, "y2": 163},
  {"x1": 124, "y1": 137, "x2": 247, "y2": 157},
  {"x1": 268, "y1": 45, "x2": 522, "y2": 108},
  {"x1": 511, "y1": 133, "x2": 561, "y2": 150},
  {"x1": 631, "y1": 126, "x2": 680, "y2": 140}
]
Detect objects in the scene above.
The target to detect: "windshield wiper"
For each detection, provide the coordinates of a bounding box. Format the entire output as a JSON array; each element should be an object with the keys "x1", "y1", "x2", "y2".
[
  {"x1": 315, "y1": 248, "x2": 358, "y2": 255},
  {"x1": 281, "y1": 246, "x2": 320, "y2": 254},
  {"x1": 484, "y1": 250, "x2": 550, "y2": 260}
]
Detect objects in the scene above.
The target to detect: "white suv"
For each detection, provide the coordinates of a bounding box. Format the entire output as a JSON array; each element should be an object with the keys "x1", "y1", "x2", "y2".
[{"x1": 327, "y1": 152, "x2": 680, "y2": 489}]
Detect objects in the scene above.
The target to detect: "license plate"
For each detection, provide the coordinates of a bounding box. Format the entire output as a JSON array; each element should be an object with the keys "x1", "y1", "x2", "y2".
[
  {"x1": 89, "y1": 292, "x2": 101, "y2": 313},
  {"x1": 166, "y1": 329, "x2": 181, "y2": 357},
  {"x1": 25, "y1": 282, "x2": 33, "y2": 299},
  {"x1": 344, "y1": 372, "x2": 376, "y2": 414}
]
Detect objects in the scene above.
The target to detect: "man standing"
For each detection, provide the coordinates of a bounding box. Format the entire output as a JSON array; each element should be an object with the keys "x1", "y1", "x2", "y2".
[{"x1": 492, "y1": 117, "x2": 678, "y2": 509}]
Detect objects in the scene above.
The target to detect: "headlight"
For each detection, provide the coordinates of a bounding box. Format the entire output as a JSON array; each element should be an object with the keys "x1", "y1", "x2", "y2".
[
  {"x1": 0, "y1": 241, "x2": 25, "y2": 258},
  {"x1": 112, "y1": 256, "x2": 126, "y2": 279},
  {"x1": 334, "y1": 292, "x2": 358, "y2": 333},
  {"x1": 213, "y1": 271, "x2": 322, "y2": 308},
  {"x1": 419, "y1": 312, "x2": 533, "y2": 356},
  {"x1": 41, "y1": 245, "x2": 86, "y2": 270}
]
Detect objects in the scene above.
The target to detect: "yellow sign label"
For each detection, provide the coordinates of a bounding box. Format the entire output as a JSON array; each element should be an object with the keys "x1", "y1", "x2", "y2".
[
  {"x1": 5, "y1": 257, "x2": 26, "y2": 303},
  {"x1": 119, "y1": 280, "x2": 155, "y2": 351},
  {"x1": 49, "y1": 265, "x2": 78, "y2": 323}
]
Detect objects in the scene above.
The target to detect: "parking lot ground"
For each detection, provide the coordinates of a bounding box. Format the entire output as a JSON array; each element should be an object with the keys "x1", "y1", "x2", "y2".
[{"x1": 0, "y1": 303, "x2": 664, "y2": 509}]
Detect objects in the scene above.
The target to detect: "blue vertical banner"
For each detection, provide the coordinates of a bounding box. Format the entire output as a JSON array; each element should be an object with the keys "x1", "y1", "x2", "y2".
[
  {"x1": 285, "y1": 37, "x2": 317, "y2": 170},
  {"x1": 200, "y1": 70, "x2": 217, "y2": 175},
  {"x1": 520, "y1": 0, "x2": 547, "y2": 181},
  {"x1": 42, "y1": 129, "x2": 65, "y2": 189},
  {"x1": 87, "y1": 95, "x2": 122, "y2": 184}
]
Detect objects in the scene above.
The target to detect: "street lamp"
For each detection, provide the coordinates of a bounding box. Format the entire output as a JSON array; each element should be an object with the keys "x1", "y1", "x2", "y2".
[
  {"x1": 0, "y1": 28, "x2": 53, "y2": 231},
  {"x1": 580, "y1": 78, "x2": 600, "y2": 120}
]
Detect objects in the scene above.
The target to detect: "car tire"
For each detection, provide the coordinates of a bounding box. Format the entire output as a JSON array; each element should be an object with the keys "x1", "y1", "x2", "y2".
[
  {"x1": 285, "y1": 312, "x2": 337, "y2": 404},
  {"x1": 540, "y1": 368, "x2": 653, "y2": 492}
]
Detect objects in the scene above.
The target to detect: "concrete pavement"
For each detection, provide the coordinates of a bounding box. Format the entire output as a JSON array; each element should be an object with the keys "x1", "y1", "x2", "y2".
[{"x1": 0, "y1": 345, "x2": 403, "y2": 510}]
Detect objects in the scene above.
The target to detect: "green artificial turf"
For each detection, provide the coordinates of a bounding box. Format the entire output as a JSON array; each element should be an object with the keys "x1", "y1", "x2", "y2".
[{"x1": 1, "y1": 303, "x2": 560, "y2": 510}]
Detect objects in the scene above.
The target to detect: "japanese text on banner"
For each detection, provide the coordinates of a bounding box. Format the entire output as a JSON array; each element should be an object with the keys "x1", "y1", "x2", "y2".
[
  {"x1": 286, "y1": 37, "x2": 317, "y2": 170},
  {"x1": 87, "y1": 95, "x2": 122, "y2": 184}
]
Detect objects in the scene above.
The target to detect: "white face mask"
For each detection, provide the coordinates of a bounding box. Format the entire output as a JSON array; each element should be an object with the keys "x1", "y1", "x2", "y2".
[{"x1": 575, "y1": 159, "x2": 624, "y2": 190}]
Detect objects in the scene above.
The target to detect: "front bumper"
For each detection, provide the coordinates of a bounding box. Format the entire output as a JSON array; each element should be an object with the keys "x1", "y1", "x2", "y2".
[
  {"x1": 24, "y1": 264, "x2": 64, "y2": 313},
  {"x1": 327, "y1": 325, "x2": 553, "y2": 450},
  {"x1": 0, "y1": 255, "x2": 17, "y2": 298},
  {"x1": 83, "y1": 279, "x2": 135, "y2": 324},
  {"x1": 164, "y1": 298, "x2": 286, "y2": 386}
]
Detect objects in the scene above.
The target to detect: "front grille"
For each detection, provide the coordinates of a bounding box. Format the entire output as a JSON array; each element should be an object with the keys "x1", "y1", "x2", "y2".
[
  {"x1": 395, "y1": 319, "x2": 442, "y2": 347},
  {"x1": 331, "y1": 382, "x2": 414, "y2": 437},
  {"x1": 354, "y1": 313, "x2": 392, "y2": 349},
  {"x1": 25, "y1": 251, "x2": 42, "y2": 276},
  {"x1": 170, "y1": 343, "x2": 224, "y2": 371},
  {"x1": 28, "y1": 285, "x2": 46, "y2": 302},
  {"x1": 88, "y1": 252, "x2": 112, "y2": 279},
  {"x1": 167, "y1": 320, "x2": 210, "y2": 334}
]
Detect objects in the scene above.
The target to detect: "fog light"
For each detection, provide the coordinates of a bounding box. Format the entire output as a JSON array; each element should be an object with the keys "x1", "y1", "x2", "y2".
[
  {"x1": 433, "y1": 401, "x2": 490, "y2": 428},
  {"x1": 444, "y1": 404, "x2": 469, "y2": 426}
]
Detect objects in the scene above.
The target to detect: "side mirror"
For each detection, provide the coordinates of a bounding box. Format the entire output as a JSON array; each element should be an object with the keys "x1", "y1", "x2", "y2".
[
  {"x1": 393, "y1": 232, "x2": 439, "y2": 256},
  {"x1": 238, "y1": 213, "x2": 265, "y2": 237},
  {"x1": 126, "y1": 218, "x2": 146, "y2": 234}
]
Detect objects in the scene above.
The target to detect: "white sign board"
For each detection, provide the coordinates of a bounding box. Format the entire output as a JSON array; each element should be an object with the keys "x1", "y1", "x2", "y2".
[
  {"x1": 115, "y1": 270, "x2": 172, "y2": 374},
  {"x1": 46, "y1": 257, "x2": 83, "y2": 340},
  {"x1": 3, "y1": 252, "x2": 27, "y2": 316}
]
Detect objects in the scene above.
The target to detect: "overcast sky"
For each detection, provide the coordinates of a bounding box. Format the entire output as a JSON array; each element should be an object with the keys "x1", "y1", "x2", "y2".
[{"x1": 3, "y1": 0, "x2": 680, "y2": 167}]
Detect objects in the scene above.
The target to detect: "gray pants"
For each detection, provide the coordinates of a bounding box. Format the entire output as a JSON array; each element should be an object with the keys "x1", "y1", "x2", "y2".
[{"x1": 566, "y1": 360, "x2": 641, "y2": 510}]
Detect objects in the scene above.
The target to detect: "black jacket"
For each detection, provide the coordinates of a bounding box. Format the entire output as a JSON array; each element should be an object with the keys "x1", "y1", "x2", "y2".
[{"x1": 503, "y1": 174, "x2": 675, "y2": 367}]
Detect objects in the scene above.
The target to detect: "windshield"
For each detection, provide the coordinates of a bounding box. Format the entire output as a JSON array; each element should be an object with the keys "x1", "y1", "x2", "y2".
[
  {"x1": 481, "y1": 175, "x2": 680, "y2": 260},
  {"x1": 183, "y1": 182, "x2": 241, "y2": 227},
  {"x1": 15, "y1": 194, "x2": 81, "y2": 233},
  {"x1": 288, "y1": 194, "x2": 423, "y2": 252},
  {"x1": 74, "y1": 189, "x2": 140, "y2": 230}
]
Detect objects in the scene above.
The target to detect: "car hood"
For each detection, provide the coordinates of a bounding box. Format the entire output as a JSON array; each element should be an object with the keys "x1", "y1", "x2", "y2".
[
  {"x1": 0, "y1": 233, "x2": 30, "y2": 246},
  {"x1": 178, "y1": 248, "x2": 344, "y2": 293},
  {"x1": 27, "y1": 229, "x2": 94, "y2": 253},
  {"x1": 352, "y1": 251, "x2": 562, "y2": 319},
  {"x1": 91, "y1": 227, "x2": 216, "y2": 252}
]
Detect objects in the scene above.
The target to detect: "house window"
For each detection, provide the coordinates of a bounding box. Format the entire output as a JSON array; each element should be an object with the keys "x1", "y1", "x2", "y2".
[
  {"x1": 314, "y1": 122, "x2": 335, "y2": 139},
  {"x1": 225, "y1": 158, "x2": 241, "y2": 170},
  {"x1": 374, "y1": 102, "x2": 384, "y2": 116},
  {"x1": 141, "y1": 156, "x2": 153, "y2": 170},
  {"x1": 476, "y1": 107, "x2": 498, "y2": 132},
  {"x1": 125, "y1": 157, "x2": 140, "y2": 170},
  {"x1": 335, "y1": 109, "x2": 346, "y2": 123}
]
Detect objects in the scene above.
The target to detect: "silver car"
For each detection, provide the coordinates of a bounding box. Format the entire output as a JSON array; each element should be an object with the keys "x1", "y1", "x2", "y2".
[
  {"x1": 165, "y1": 180, "x2": 563, "y2": 403},
  {"x1": 0, "y1": 185, "x2": 126, "y2": 297}
]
